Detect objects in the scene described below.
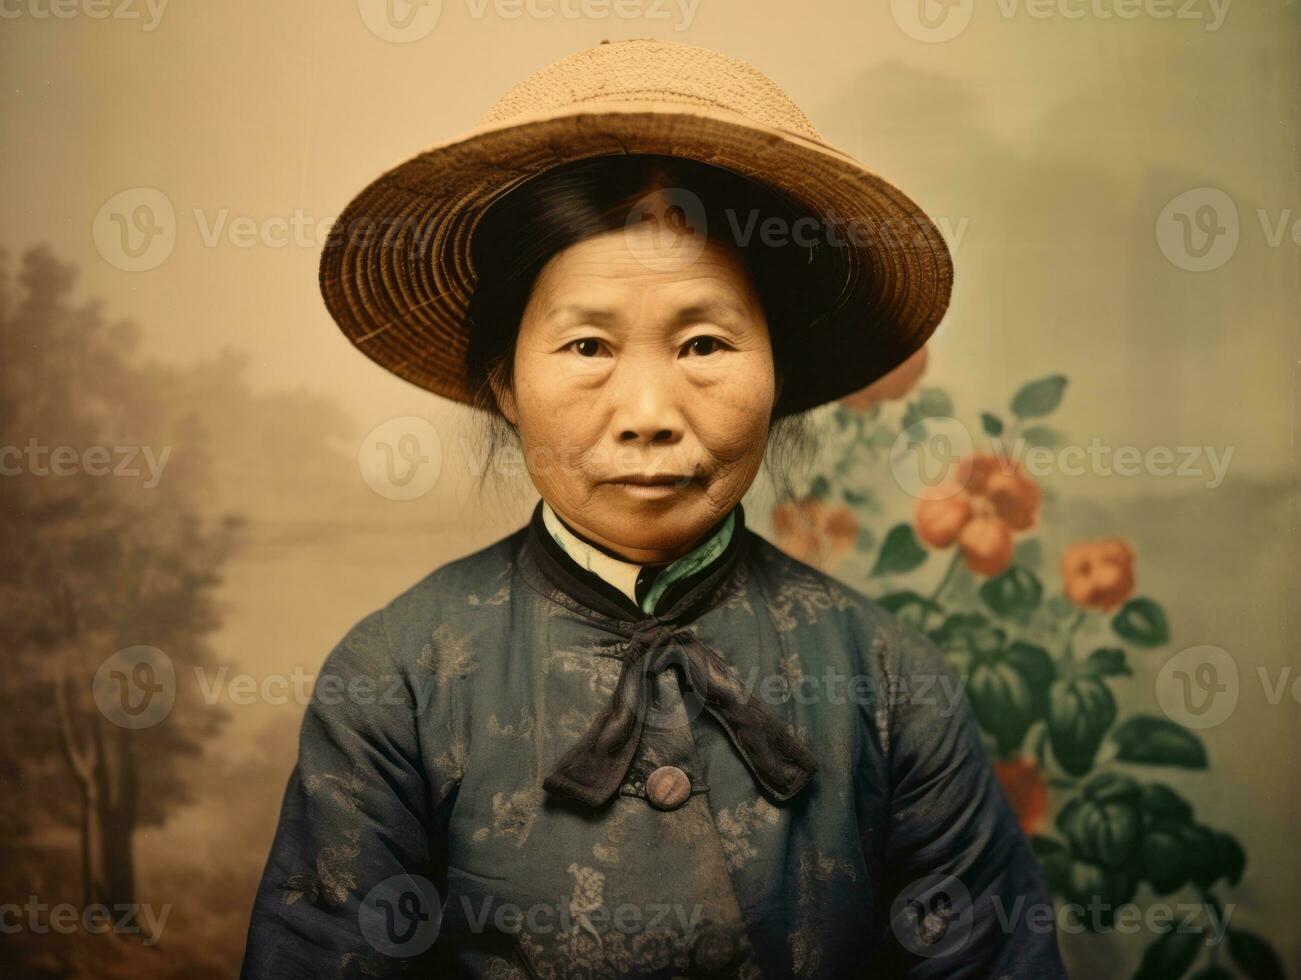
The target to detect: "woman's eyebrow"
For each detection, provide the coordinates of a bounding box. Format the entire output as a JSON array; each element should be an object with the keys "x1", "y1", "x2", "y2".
[
  {"x1": 671, "y1": 299, "x2": 747, "y2": 325},
  {"x1": 545, "y1": 303, "x2": 619, "y2": 325},
  {"x1": 544, "y1": 299, "x2": 747, "y2": 327}
]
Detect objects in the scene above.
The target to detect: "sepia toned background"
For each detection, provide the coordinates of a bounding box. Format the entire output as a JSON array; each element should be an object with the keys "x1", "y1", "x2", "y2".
[{"x1": 1, "y1": 0, "x2": 1296, "y2": 976}]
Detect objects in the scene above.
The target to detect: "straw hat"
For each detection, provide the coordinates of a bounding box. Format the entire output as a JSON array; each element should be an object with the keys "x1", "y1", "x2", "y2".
[{"x1": 320, "y1": 38, "x2": 953, "y2": 417}]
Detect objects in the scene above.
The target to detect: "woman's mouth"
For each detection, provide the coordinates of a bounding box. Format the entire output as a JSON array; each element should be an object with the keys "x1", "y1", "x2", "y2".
[{"x1": 603, "y1": 473, "x2": 702, "y2": 497}]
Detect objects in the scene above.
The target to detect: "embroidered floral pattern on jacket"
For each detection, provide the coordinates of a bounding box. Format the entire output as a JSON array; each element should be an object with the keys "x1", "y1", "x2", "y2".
[{"x1": 241, "y1": 501, "x2": 1067, "y2": 979}]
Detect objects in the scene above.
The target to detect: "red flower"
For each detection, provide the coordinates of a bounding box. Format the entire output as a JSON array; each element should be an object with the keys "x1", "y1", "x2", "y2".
[
  {"x1": 912, "y1": 453, "x2": 1041, "y2": 578},
  {"x1": 1061, "y1": 538, "x2": 1135, "y2": 612},
  {"x1": 994, "y1": 757, "x2": 1049, "y2": 836}
]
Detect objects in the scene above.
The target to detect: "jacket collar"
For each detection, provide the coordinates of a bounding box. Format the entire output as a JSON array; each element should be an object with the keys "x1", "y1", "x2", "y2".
[
  {"x1": 539, "y1": 500, "x2": 737, "y2": 614},
  {"x1": 521, "y1": 499, "x2": 750, "y2": 624}
]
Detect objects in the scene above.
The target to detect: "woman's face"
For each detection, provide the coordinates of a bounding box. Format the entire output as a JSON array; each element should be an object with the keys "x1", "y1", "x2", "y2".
[{"x1": 497, "y1": 219, "x2": 779, "y2": 564}]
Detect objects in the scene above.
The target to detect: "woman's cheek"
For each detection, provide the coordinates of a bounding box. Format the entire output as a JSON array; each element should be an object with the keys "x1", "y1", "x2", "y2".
[
  {"x1": 697, "y1": 355, "x2": 775, "y2": 432},
  {"x1": 692, "y1": 396, "x2": 774, "y2": 472}
]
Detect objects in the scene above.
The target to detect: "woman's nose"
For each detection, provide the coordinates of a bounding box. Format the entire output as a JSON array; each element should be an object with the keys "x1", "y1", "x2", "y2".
[{"x1": 609, "y1": 360, "x2": 684, "y2": 445}]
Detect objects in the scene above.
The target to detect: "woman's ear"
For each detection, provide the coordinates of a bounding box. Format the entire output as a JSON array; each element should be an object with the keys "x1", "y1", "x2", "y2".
[{"x1": 489, "y1": 367, "x2": 519, "y2": 426}]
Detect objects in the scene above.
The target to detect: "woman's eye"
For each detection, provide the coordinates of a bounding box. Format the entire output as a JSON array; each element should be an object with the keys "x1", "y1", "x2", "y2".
[
  {"x1": 568, "y1": 338, "x2": 606, "y2": 357},
  {"x1": 683, "y1": 336, "x2": 725, "y2": 357}
]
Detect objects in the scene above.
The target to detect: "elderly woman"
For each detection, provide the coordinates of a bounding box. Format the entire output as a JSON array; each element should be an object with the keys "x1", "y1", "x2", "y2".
[{"x1": 241, "y1": 39, "x2": 1064, "y2": 979}]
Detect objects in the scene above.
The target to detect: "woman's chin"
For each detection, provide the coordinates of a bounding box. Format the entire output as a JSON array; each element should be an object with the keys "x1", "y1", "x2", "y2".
[{"x1": 586, "y1": 491, "x2": 723, "y2": 556}]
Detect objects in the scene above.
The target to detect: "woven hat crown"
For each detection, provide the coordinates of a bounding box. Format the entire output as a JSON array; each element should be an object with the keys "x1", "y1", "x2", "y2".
[
  {"x1": 481, "y1": 38, "x2": 824, "y2": 143},
  {"x1": 319, "y1": 38, "x2": 952, "y2": 416}
]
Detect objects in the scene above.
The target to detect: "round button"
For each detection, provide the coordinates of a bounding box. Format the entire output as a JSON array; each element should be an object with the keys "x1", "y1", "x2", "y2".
[
  {"x1": 691, "y1": 923, "x2": 741, "y2": 974},
  {"x1": 644, "y1": 765, "x2": 691, "y2": 810}
]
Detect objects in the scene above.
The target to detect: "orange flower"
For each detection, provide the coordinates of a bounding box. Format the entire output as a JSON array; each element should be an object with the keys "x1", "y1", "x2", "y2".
[
  {"x1": 957, "y1": 454, "x2": 1042, "y2": 531},
  {"x1": 1061, "y1": 538, "x2": 1135, "y2": 611},
  {"x1": 994, "y1": 758, "x2": 1049, "y2": 836},
  {"x1": 958, "y1": 516, "x2": 1013, "y2": 577},
  {"x1": 771, "y1": 497, "x2": 859, "y2": 571},
  {"x1": 911, "y1": 453, "x2": 1041, "y2": 578},
  {"x1": 839, "y1": 347, "x2": 929, "y2": 410},
  {"x1": 915, "y1": 491, "x2": 971, "y2": 548}
]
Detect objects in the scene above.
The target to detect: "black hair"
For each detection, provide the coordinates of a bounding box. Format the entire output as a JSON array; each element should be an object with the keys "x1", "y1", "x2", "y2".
[{"x1": 463, "y1": 153, "x2": 843, "y2": 503}]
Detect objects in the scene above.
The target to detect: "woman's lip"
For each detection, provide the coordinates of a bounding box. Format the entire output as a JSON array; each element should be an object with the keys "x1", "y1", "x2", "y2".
[
  {"x1": 604, "y1": 480, "x2": 698, "y2": 498},
  {"x1": 607, "y1": 475, "x2": 697, "y2": 486}
]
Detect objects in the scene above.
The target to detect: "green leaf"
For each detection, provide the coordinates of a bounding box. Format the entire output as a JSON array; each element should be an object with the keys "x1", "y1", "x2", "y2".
[
  {"x1": 878, "y1": 591, "x2": 927, "y2": 613},
  {"x1": 842, "y1": 487, "x2": 870, "y2": 505},
  {"x1": 969, "y1": 661, "x2": 1038, "y2": 754},
  {"x1": 1006, "y1": 642, "x2": 1055, "y2": 703},
  {"x1": 1112, "y1": 597, "x2": 1170, "y2": 647},
  {"x1": 1142, "y1": 821, "x2": 1216, "y2": 894},
  {"x1": 901, "y1": 402, "x2": 926, "y2": 434},
  {"x1": 1228, "y1": 928, "x2": 1286, "y2": 980},
  {"x1": 1021, "y1": 426, "x2": 1062, "y2": 449},
  {"x1": 1011, "y1": 375, "x2": 1068, "y2": 419},
  {"x1": 981, "y1": 412, "x2": 1004, "y2": 436},
  {"x1": 1082, "y1": 771, "x2": 1141, "y2": 803},
  {"x1": 979, "y1": 565, "x2": 1043, "y2": 620},
  {"x1": 1029, "y1": 835, "x2": 1071, "y2": 893},
  {"x1": 809, "y1": 475, "x2": 832, "y2": 499},
  {"x1": 930, "y1": 613, "x2": 1005, "y2": 659},
  {"x1": 1135, "y1": 927, "x2": 1205, "y2": 980},
  {"x1": 1048, "y1": 677, "x2": 1118, "y2": 777},
  {"x1": 1215, "y1": 831, "x2": 1246, "y2": 887},
  {"x1": 1084, "y1": 648, "x2": 1132, "y2": 678},
  {"x1": 870, "y1": 523, "x2": 928, "y2": 577},
  {"x1": 967, "y1": 643, "x2": 1054, "y2": 755},
  {"x1": 1057, "y1": 776, "x2": 1142, "y2": 868},
  {"x1": 916, "y1": 387, "x2": 953, "y2": 418},
  {"x1": 1063, "y1": 860, "x2": 1135, "y2": 930},
  {"x1": 1112, "y1": 716, "x2": 1208, "y2": 769},
  {"x1": 1139, "y1": 783, "x2": 1194, "y2": 825},
  {"x1": 877, "y1": 591, "x2": 940, "y2": 630}
]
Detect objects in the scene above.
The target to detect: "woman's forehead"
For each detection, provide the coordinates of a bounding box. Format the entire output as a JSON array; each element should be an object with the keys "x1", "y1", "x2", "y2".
[
  {"x1": 526, "y1": 229, "x2": 763, "y2": 324},
  {"x1": 539, "y1": 295, "x2": 752, "y2": 329}
]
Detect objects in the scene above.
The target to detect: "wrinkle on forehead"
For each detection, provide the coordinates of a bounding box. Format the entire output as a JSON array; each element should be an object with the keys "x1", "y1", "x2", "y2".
[{"x1": 521, "y1": 226, "x2": 768, "y2": 340}]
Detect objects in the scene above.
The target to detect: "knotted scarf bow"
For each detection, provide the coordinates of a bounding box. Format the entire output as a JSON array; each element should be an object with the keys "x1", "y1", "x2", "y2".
[{"x1": 543, "y1": 616, "x2": 819, "y2": 808}]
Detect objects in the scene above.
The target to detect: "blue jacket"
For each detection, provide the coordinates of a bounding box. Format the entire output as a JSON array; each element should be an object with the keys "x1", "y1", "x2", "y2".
[{"x1": 240, "y1": 501, "x2": 1066, "y2": 978}]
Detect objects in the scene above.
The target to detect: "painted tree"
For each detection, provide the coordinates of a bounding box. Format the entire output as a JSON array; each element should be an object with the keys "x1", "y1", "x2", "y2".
[{"x1": 0, "y1": 246, "x2": 238, "y2": 923}]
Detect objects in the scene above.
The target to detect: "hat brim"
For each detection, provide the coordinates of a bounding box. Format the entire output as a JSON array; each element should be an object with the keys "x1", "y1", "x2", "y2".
[{"x1": 319, "y1": 102, "x2": 953, "y2": 417}]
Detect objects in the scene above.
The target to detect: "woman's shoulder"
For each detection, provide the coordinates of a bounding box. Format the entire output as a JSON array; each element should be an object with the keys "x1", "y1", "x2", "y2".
[
  {"x1": 328, "y1": 523, "x2": 530, "y2": 668},
  {"x1": 742, "y1": 529, "x2": 949, "y2": 675}
]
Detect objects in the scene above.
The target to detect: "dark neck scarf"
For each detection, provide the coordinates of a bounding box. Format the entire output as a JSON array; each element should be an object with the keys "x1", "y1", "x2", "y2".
[{"x1": 521, "y1": 500, "x2": 819, "y2": 809}]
